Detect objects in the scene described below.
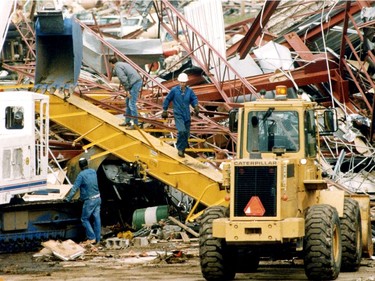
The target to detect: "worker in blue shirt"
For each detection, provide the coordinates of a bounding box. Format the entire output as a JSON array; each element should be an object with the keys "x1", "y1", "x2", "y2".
[
  {"x1": 65, "y1": 158, "x2": 101, "y2": 244},
  {"x1": 162, "y1": 73, "x2": 199, "y2": 158},
  {"x1": 109, "y1": 57, "x2": 142, "y2": 129}
]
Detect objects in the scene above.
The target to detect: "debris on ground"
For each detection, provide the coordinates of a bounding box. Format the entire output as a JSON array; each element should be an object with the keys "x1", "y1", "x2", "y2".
[
  {"x1": 32, "y1": 215, "x2": 199, "y2": 268},
  {"x1": 35, "y1": 239, "x2": 85, "y2": 261}
]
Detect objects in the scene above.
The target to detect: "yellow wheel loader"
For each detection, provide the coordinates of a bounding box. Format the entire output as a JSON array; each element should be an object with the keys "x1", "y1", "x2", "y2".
[{"x1": 199, "y1": 86, "x2": 373, "y2": 281}]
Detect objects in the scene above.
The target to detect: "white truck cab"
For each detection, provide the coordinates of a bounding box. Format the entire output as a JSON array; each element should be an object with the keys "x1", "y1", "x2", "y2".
[{"x1": 0, "y1": 91, "x2": 49, "y2": 204}]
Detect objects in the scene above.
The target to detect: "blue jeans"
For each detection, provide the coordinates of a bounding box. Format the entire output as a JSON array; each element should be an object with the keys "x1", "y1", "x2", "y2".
[
  {"x1": 125, "y1": 81, "x2": 142, "y2": 125},
  {"x1": 175, "y1": 116, "x2": 190, "y2": 152},
  {"x1": 81, "y1": 197, "x2": 101, "y2": 242}
]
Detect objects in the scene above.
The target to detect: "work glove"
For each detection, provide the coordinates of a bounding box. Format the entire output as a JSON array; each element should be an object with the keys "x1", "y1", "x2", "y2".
[
  {"x1": 194, "y1": 106, "x2": 199, "y2": 117},
  {"x1": 120, "y1": 91, "x2": 130, "y2": 98},
  {"x1": 161, "y1": 110, "x2": 168, "y2": 119}
]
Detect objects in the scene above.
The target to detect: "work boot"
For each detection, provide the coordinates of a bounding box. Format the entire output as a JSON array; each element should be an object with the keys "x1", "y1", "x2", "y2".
[
  {"x1": 178, "y1": 150, "x2": 185, "y2": 158},
  {"x1": 119, "y1": 121, "x2": 130, "y2": 126},
  {"x1": 82, "y1": 239, "x2": 96, "y2": 245},
  {"x1": 125, "y1": 124, "x2": 135, "y2": 130}
]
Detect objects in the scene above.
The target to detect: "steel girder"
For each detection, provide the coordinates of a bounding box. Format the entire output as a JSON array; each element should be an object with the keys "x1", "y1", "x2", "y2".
[{"x1": 153, "y1": 0, "x2": 259, "y2": 103}]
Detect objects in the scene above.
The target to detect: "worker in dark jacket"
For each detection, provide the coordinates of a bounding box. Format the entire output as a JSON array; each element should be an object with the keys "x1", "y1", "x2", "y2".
[
  {"x1": 109, "y1": 57, "x2": 142, "y2": 129},
  {"x1": 162, "y1": 73, "x2": 199, "y2": 158},
  {"x1": 65, "y1": 158, "x2": 101, "y2": 244}
]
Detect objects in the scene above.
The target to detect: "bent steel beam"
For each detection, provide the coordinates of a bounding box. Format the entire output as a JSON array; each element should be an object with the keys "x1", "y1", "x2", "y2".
[{"x1": 237, "y1": 0, "x2": 280, "y2": 59}]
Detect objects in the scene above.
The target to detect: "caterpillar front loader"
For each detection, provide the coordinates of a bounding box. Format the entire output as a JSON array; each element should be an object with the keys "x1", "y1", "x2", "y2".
[{"x1": 199, "y1": 86, "x2": 373, "y2": 281}]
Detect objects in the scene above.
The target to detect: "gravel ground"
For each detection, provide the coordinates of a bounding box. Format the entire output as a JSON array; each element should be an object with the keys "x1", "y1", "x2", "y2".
[{"x1": 0, "y1": 240, "x2": 374, "y2": 281}]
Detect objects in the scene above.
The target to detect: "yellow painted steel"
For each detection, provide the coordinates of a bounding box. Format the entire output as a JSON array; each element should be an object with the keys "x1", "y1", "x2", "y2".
[
  {"x1": 0, "y1": 84, "x2": 34, "y2": 90},
  {"x1": 47, "y1": 91, "x2": 228, "y2": 208}
]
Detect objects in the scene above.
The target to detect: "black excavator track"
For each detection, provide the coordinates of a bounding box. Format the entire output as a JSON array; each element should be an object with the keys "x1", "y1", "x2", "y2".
[{"x1": 0, "y1": 199, "x2": 84, "y2": 253}]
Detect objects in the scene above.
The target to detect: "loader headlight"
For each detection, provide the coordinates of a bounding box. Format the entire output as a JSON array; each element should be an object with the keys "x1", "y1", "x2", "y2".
[
  {"x1": 300, "y1": 159, "x2": 307, "y2": 165},
  {"x1": 222, "y1": 163, "x2": 231, "y2": 191},
  {"x1": 282, "y1": 160, "x2": 288, "y2": 189}
]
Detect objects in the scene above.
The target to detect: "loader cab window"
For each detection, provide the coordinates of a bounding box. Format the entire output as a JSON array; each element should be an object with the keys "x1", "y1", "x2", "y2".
[
  {"x1": 5, "y1": 107, "x2": 24, "y2": 130},
  {"x1": 305, "y1": 110, "x2": 317, "y2": 157},
  {"x1": 247, "y1": 110, "x2": 299, "y2": 153}
]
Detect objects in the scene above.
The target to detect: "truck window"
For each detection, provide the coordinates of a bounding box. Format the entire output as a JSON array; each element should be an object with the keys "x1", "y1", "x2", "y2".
[
  {"x1": 5, "y1": 106, "x2": 24, "y2": 130},
  {"x1": 247, "y1": 111, "x2": 299, "y2": 153}
]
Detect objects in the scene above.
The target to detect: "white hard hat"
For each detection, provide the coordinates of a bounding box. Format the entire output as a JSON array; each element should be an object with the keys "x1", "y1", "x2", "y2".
[{"x1": 177, "y1": 73, "x2": 188, "y2": 82}]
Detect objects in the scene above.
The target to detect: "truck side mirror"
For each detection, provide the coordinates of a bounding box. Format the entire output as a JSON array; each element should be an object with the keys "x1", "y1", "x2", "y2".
[
  {"x1": 323, "y1": 108, "x2": 338, "y2": 133},
  {"x1": 228, "y1": 109, "x2": 238, "y2": 133}
]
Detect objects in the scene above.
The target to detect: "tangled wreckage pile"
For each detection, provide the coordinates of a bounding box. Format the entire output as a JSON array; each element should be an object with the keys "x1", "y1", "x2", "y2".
[{"x1": 0, "y1": 0, "x2": 374, "y2": 260}]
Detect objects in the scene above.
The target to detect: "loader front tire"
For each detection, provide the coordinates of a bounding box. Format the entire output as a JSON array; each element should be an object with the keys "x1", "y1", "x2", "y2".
[
  {"x1": 340, "y1": 198, "x2": 362, "y2": 271},
  {"x1": 199, "y1": 206, "x2": 235, "y2": 281},
  {"x1": 304, "y1": 204, "x2": 342, "y2": 280}
]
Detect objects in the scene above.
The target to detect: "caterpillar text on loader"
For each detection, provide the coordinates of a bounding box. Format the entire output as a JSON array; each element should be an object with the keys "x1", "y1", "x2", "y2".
[{"x1": 199, "y1": 86, "x2": 373, "y2": 281}]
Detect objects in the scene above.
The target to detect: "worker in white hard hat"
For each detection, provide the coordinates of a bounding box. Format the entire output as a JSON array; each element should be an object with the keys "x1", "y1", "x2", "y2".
[{"x1": 162, "y1": 73, "x2": 199, "y2": 158}]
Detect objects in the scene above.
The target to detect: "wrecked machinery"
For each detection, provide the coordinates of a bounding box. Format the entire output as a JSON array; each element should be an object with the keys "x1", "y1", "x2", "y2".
[
  {"x1": 0, "y1": 90, "x2": 173, "y2": 253},
  {"x1": 0, "y1": 3, "x2": 220, "y2": 253},
  {"x1": 0, "y1": 7, "x2": 86, "y2": 253},
  {"x1": 0, "y1": 92, "x2": 49, "y2": 205},
  {"x1": 0, "y1": 91, "x2": 84, "y2": 252},
  {"x1": 34, "y1": 7, "x2": 82, "y2": 92},
  {"x1": 199, "y1": 86, "x2": 373, "y2": 281}
]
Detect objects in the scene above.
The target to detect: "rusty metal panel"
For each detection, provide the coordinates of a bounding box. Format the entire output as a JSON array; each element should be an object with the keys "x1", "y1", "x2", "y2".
[{"x1": 3, "y1": 211, "x2": 28, "y2": 231}]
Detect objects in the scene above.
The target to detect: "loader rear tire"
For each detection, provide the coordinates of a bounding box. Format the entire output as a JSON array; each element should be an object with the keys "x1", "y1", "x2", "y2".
[
  {"x1": 340, "y1": 198, "x2": 362, "y2": 271},
  {"x1": 304, "y1": 204, "x2": 342, "y2": 280},
  {"x1": 199, "y1": 206, "x2": 235, "y2": 281}
]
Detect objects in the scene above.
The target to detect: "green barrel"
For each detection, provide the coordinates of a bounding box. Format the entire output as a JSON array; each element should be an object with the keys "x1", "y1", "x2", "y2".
[{"x1": 132, "y1": 205, "x2": 169, "y2": 231}]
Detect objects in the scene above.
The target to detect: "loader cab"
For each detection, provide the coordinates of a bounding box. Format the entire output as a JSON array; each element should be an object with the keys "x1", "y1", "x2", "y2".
[
  {"x1": 246, "y1": 109, "x2": 299, "y2": 153},
  {"x1": 229, "y1": 86, "x2": 338, "y2": 159}
]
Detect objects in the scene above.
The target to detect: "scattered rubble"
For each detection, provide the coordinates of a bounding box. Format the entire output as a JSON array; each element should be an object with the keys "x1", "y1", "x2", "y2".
[
  {"x1": 37, "y1": 239, "x2": 85, "y2": 261},
  {"x1": 0, "y1": 0, "x2": 374, "y2": 266},
  {"x1": 33, "y1": 217, "x2": 200, "y2": 270}
]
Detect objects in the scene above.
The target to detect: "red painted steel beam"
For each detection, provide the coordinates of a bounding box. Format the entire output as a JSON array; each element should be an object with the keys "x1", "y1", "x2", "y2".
[
  {"x1": 237, "y1": 0, "x2": 281, "y2": 59},
  {"x1": 283, "y1": 32, "x2": 328, "y2": 63},
  {"x1": 301, "y1": 1, "x2": 366, "y2": 43},
  {"x1": 192, "y1": 62, "x2": 336, "y2": 101},
  {"x1": 225, "y1": 17, "x2": 254, "y2": 35},
  {"x1": 154, "y1": 0, "x2": 259, "y2": 103},
  {"x1": 227, "y1": 32, "x2": 275, "y2": 58},
  {"x1": 339, "y1": 1, "x2": 352, "y2": 76},
  {"x1": 50, "y1": 150, "x2": 82, "y2": 160}
]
